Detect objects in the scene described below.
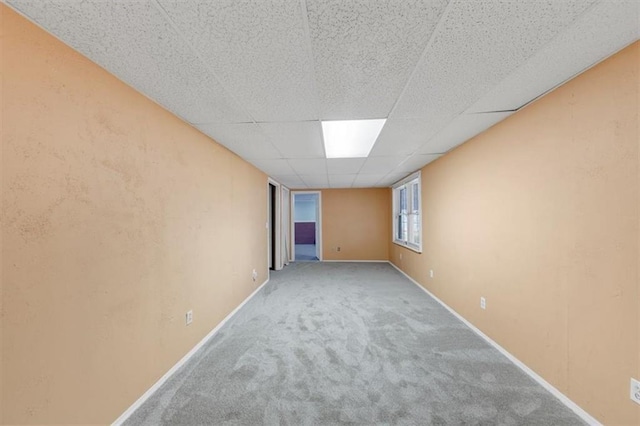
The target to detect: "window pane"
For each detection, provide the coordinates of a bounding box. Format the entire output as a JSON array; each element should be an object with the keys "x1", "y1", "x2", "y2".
[
  {"x1": 401, "y1": 214, "x2": 408, "y2": 241},
  {"x1": 399, "y1": 187, "x2": 407, "y2": 213},
  {"x1": 412, "y1": 182, "x2": 419, "y2": 213},
  {"x1": 396, "y1": 215, "x2": 403, "y2": 240},
  {"x1": 410, "y1": 214, "x2": 420, "y2": 245}
]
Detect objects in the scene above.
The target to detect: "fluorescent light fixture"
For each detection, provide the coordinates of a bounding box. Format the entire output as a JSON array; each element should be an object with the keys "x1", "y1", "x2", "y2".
[{"x1": 322, "y1": 119, "x2": 386, "y2": 158}]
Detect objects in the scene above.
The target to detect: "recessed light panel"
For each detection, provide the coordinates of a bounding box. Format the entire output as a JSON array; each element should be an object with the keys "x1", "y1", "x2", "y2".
[{"x1": 322, "y1": 119, "x2": 386, "y2": 158}]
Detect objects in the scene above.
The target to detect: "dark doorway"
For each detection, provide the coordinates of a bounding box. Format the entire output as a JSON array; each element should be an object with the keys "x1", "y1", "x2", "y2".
[{"x1": 269, "y1": 183, "x2": 277, "y2": 270}]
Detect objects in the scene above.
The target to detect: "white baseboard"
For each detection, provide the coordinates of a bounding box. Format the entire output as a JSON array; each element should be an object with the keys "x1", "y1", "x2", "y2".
[
  {"x1": 111, "y1": 277, "x2": 270, "y2": 426},
  {"x1": 387, "y1": 261, "x2": 602, "y2": 426},
  {"x1": 322, "y1": 260, "x2": 388, "y2": 263}
]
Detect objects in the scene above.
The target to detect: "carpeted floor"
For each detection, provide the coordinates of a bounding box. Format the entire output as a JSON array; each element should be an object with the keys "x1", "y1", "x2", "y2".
[
  {"x1": 295, "y1": 243, "x2": 318, "y2": 261},
  {"x1": 124, "y1": 262, "x2": 586, "y2": 426}
]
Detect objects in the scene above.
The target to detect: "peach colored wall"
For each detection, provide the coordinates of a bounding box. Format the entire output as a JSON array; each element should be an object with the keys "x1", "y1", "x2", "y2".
[
  {"x1": 1, "y1": 7, "x2": 268, "y2": 424},
  {"x1": 321, "y1": 188, "x2": 390, "y2": 261},
  {"x1": 390, "y1": 42, "x2": 639, "y2": 425}
]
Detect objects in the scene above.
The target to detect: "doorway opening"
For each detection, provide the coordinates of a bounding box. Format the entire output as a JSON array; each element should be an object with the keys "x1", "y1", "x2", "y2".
[
  {"x1": 292, "y1": 192, "x2": 321, "y2": 261},
  {"x1": 268, "y1": 182, "x2": 277, "y2": 270},
  {"x1": 282, "y1": 187, "x2": 291, "y2": 266}
]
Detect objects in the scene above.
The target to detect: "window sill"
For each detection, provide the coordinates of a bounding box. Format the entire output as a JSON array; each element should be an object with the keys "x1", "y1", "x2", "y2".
[{"x1": 393, "y1": 240, "x2": 422, "y2": 254}]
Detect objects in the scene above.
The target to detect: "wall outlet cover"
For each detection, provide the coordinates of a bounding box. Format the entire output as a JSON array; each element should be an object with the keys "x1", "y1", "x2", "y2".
[
  {"x1": 480, "y1": 297, "x2": 486, "y2": 310},
  {"x1": 186, "y1": 310, "x2": 193, "y2": 325},
  {"x1": 429, "y1": 269, "x2": 434, "y2": 278},
  {"x1": 252, "y1": 269, "x2": 257, "y2": 281},
  {"x1": 631, "y1": 378, "x2": 640, "y2": 404}
]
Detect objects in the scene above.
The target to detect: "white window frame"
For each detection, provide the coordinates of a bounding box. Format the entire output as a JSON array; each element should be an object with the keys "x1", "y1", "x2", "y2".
[{"x1": 392, "y1": 171, "x2": 422, "y2": 253}]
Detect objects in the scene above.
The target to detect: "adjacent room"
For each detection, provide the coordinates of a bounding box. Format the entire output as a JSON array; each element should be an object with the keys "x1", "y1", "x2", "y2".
[
  {"x1": 293, "y1": 192, "x2": 321, "y2": 262},
  {"x1": 2, "y1": 1, "x2": 638, "y2": 425}
]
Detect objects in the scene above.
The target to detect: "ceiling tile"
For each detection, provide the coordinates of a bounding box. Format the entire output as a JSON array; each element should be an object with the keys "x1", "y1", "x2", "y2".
[
  {"x1": 196, "y1": 123, "x2": 283, "y2": 159},
  {"x1": 352, "y1": 174, "x2": 385, "y2": 188},
  {"x1": 7, "y1": 0, "x2": 251, "y2": 124},
  {"x1": 468, "y1": 0, "x2": 640, "y2": 113},
  {"x1": 157, "y1": 0, "x2": 318, "y2": 122},
  {"x1": 419, "y1": 111, "x2": 513, "y2": 154},
  {"x1": 392, "y1": 0, "x2": 597, "y2": 119},
  {"x1": 287, "y1": 159, "x2": 327, "y2": 175},
  {"x1": 306, "y1": 0, "x2": 449, "y2": 120},
  {"x1": 299, "y1": 174, "x2": 329, "y2": 188},
  {"x1": 328, "y1": 174, "x2": 356, "y2": 188},
  {"x1": 326, "y1": 158, "x2": 366, "y2": 174},
  {"x1": 379, "y1": 173, "x2": 410, "y2": 187},
  {"x1": 273, "y1": 175, "x2": 305, "y2": 188},
  {"x1": 369, "y1": 117, "x2": 451, "y2": 157},
  {"x1": 8, "y1": 0, "x2": 633, "y2": 195},
  {"x1": 248, "y1": 159, "x2": 295, "y2": 176},
  {"x1": 395, "y1": 154, "x2": 443, "y2": 174},
  {"x1": 359, "y1": 156, "x2": 406, "y2": 174},
  {"x1": 259, "y1": 122, "x2": 325, "y2": 159}
]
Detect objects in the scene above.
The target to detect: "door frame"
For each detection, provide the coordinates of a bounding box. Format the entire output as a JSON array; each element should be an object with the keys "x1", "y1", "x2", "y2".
[
  {"x1": 281, "y1": 186, "x2": 291, "y2": 266},
  {"x1": 291, "y1": 190, "x2": 322, "y2": 262},
  {"x1": 267, "y1": 178, "x2": 282, "y2": 271}
]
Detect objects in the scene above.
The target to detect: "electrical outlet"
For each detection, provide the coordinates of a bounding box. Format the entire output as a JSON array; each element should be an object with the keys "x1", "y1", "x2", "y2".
[
  {"x1": 429, "y1": 269, "x2": 434, "y2": 278},
  {"x1": 185, "y1": 310, "x2": 193, "y2": 325},
  {"x1": 399, "y1": 253, "x2": 403, "y2": 260},
  {"x1": 631, "y1": 378, "x2": 640, "y2": 405},
  {"x1": 252, "y1": 269, "x2": 257, "y2": 282},
  {"x1": 480, "y1": 297, "x2": 486, "y2": 310}
]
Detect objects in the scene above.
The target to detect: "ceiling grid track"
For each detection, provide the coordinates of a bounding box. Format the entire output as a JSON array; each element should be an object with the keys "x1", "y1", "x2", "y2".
[
  {"x1": 391, "y1": 0, "x2": 609, "y2": 179},
  {"x1": 151, "y1": 0, "x2": 290, "y2": 165},
  {"x1": 6, "y1": 0, "x2": 638, "y2": 189},
  {"x1": 385, "y1": 0, "x2": 456, "y2": 119},
  {"x1": 299, "y1": 0, "x2": 329, "y2": 185}
]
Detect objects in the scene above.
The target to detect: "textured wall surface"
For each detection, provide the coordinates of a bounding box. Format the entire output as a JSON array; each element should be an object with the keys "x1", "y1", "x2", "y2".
[
  {"x1": 1, "y1": 6, "x2": 268, "y2": 424},
  {"x1": 390, "y1": 42, "x2": 639, "y2": 426},
  {"x1": 321, "y1": 189, "x2": 390, "y2": 261}
]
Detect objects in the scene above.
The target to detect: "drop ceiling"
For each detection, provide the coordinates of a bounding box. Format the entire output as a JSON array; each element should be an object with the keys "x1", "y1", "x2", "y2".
[{"x1": 7, "y1": 0, "x2": 639, "y2": 189}]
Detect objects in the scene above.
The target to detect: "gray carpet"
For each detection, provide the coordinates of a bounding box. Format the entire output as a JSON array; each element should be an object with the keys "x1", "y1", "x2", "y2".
[
  {"x1": 295, "y1": 244, "x2": 318, "y2": 261},
  {"x1": 124, "y1": 263, "x2": 586, "y2": 426}
]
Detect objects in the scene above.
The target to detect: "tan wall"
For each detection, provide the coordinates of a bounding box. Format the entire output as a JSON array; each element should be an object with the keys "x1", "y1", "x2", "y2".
[
  {"x1": 320, "y1": 188, "x2": 390, "y2": 261},
  {"x1": 1, "y1": 6, "x2": 269, "y2": 424},
  {"x1": 390, "y1": 42, "x2": 639, "y2": 426}
]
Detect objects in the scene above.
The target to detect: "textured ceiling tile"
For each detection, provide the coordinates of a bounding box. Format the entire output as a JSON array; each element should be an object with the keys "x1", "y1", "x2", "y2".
[
  {"x1": 299, "y1": 174, "x2": 329, "y2": 188},
  {"x1": 352, "y1": 174, "x2": 385, "y2": 188},
  {"x1": 196, "y1": 123, "x2": 283, "y2": 159},
  {"x1": 259, "y1": 122, "x2": 325, "y2": 159},
  {"x1": 369, "y1": 117, "x2": 451, "y2": 157},
  {"x1": 157, "y1": 0, "x2": 318, "y2": 122},
  {"x1": 326, "y1": 158, "x2": 366, "y2": 174},
  {"x1": 395, "y1": 154, "x2": 442, "y2": 174},
  {"x1": 359, "y1": 156, "x2": 407, "y2": 174},
  {"x1": 306, "y1": 0, "x2": 449, "y2": 120},
  {"x1": 287, "y1": 159, "x2": 327, "y2": 175},
  {"x1": 328, "y1": 174, "x2": 356, "y2": 188},
  {"x1": 468, "y1": 0, "x2": 640, "y2": 113},
  {"x1": 392, "y1": 0, "x2": 597, "y2": 119},
  {"x1": 379, "y1": 173, "x2": 410, "y2": 187},
  {"x1": 419, "y1": 111, "x2": 513, "y2": 155},
  {"x1": 7, "y1": 0, "x2": 251, "y2": 124},
  {"x1": 248, "y1": 159, "x2": 296, "y2": 176},
  {"x1": 273, "y1": 175, "x2": 305, "y2": 188}
]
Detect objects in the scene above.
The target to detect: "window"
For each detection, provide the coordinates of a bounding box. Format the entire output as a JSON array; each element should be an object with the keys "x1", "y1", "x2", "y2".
[{"x1": 392, "y1": 171, "x2": 422, "y2": 252}]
